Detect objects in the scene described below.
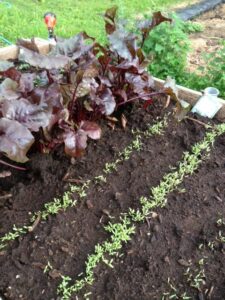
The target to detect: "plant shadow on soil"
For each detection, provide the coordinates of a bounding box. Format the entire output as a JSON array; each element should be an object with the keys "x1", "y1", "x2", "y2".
[{"x1": 0, "y1": 100, "x2": 225, "y2": 300}]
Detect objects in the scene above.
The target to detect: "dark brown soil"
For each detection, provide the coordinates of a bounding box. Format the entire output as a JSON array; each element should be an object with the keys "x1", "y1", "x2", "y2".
[
  {"x1": 0, "y1": 102, "x2": 225, "y2": 300},
  {"x1": 87, "y1": 134, "x2": 225, "y2": 300}
]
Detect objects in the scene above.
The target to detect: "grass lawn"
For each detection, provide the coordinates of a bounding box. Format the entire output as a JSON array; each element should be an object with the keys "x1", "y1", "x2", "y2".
[{"x1": 0, "y1": 0, "x2": 196, "y2": 44}]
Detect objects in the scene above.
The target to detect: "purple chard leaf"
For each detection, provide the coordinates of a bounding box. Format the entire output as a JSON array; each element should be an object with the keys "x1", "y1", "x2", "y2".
[{"x1": 0, "y1": 118, "x2": 34, "y2": 163}]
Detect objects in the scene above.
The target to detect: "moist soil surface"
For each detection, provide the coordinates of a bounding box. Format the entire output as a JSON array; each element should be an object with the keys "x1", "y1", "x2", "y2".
[
  {"x1": 188, "y1": 3, "x2": 225, "y2": 72},
  {"x1": 0, "y1": 102, "x2": 225, "y2": 300}
]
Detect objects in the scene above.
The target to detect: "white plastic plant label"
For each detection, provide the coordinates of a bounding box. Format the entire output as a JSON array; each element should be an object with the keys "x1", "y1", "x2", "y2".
[{"x1": 191, "y1": 87, "x2": 222, "y2": 118}]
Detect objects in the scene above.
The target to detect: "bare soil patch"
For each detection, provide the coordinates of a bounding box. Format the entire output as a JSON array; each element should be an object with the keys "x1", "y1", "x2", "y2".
[{"x1": 188, "y1": 3, "x2": 225, "y2": 72}]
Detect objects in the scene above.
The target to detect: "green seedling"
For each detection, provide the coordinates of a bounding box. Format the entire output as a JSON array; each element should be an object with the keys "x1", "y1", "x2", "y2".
[
  {"x1": 0, "y1": 224, "x2": 29, "y2": 249},
  {"x1": 70, "y1": 182, "x2": 90, "y2": 198},
  {"x1": 44, "y1": 261, "x2": 53, "y2": 274},
  {"x1": 121, "y1": 147, "x2": 133, "y2": 160},
  {"x1": 84, "y1": 292, "x2": 92, "y2": 300},
  {"x1": 35, "y1": 192, "x2": 76, "y2": 220},
  {"x1": 216, "y1": 218, "x2": 225, "y2": 227},
  {"x1": 208, "y1": 241, "x2": 215, "y2": 251},
  {"x1": 128, "y1": 208, "x2": 145, "y2": 222},
  {"x1": 162, "y1": 278, "x2": 191, "y2": 300},
  {"x1": 58, "y1": 275, "x2": 73, "y2": 300},
  {"x1": 178, "y1": 187, "x2": 186, "y2": 193},
  {"x1": 185, "y1": 267, "x2": 206, "y2": 291},
  {"x1": 145, "y1": 118, "x2": 168, "y2": 136},
  {"x1": 218, "y1": 231, "x2": 225, "y2": 243},
  {"x1": 132, "y1": 135, "x2": 142, "y2": 151},
  {"x1": 198, "y1": 258, "x2": 205, "y2": 266},
  {"x1": 58, "y1": 216, "x2": 135, "y2": 298},
  {"x1": 198, "y1": 243, "x2": 204, "y2": 250},
  {"x1": 94, "y1": 175, "x2": 107, "y2": 183},
  {"x1": 0, "y1": 118, "x2": 168, "y2": 250},
  {"x1": 57, "y1": 123, "x2": 225, "y2": 299},
  {"x1": 103, "y1": 160, "x2": 121, "y2": 174}
]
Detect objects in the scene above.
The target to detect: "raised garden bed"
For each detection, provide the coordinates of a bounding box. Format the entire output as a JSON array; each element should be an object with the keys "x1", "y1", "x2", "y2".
[
  {"x1": 1, "y1": 11, "x2": 225, "y2": 300},
  {"x1": 1, "y1": 97, "x2": 225, "y2": 300}
]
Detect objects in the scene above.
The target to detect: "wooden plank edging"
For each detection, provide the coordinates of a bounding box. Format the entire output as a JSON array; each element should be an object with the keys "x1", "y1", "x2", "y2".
[
  {"x1": 154, "y1": 77, "x2": 225, "y2": 121},
  {"x1": 1, "y1": 39, "x2": 225, "y2": 120},
  {"x1": 0, "y1": 38, "x2": 50, "y2": 60}
]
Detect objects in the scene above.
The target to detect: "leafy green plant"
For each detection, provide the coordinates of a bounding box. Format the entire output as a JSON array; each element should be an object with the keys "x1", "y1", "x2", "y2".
[
  {"x1": 181, "y1": 21, "x2": 204, "y2": 34},
  {"x1": 142, "y1": 14, "x2": 190, "y2": 80},
  {"x1": 184, "y1": 46, "x2": 225, "y2": 98},
  {"x1": 141, "y1": 13, "x2": 225, "y2": 99}
]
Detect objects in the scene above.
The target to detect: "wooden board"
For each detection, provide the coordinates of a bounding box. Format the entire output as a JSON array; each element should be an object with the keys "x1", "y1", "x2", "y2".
[
  {"x1": 1, "y1": 39, "x2": 225, "y2": 120},
  {"x1": 0, "y1": 38, "x2": 50, "y2": 60},
  {"x1": 153, "y1": 77, "x2": 225, "y2": 121}
]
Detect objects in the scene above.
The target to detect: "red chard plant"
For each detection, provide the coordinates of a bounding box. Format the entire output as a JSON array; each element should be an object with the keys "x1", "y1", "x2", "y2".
[{"x1": 0, "y1": 7, "x2": 173, "y2": 166}]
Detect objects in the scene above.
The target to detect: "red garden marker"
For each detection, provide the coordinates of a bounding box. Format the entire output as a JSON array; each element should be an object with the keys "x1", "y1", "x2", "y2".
[{"x1": 43, "y1": 12, "x2": 56, "y2": 39}]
